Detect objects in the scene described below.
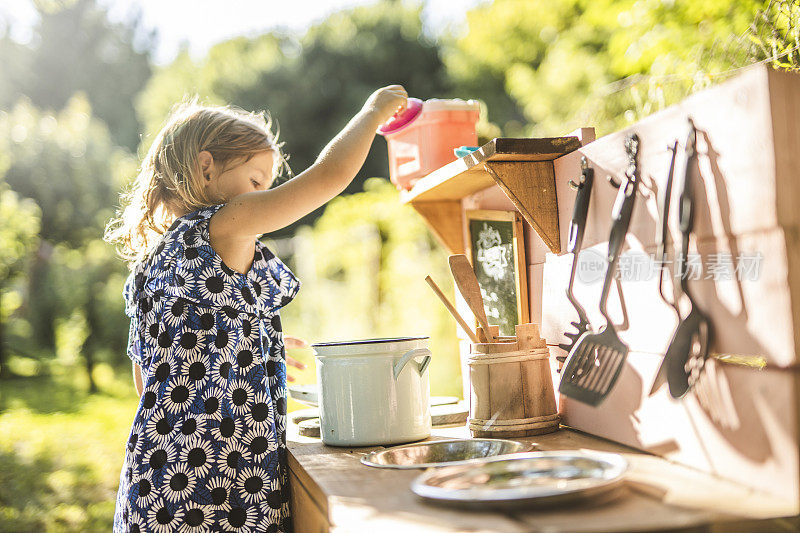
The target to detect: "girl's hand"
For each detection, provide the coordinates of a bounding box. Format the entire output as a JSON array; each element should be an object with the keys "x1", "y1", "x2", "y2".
[
  {"x1": 362, "y1": 85, "x2": 408, "y2": 124},
  {"x1": 285, "y1": 335, "x2": 308, "y2": 383}
]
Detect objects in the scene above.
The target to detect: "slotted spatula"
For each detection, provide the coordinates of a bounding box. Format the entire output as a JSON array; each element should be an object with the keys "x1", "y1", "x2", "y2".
[{"x1": 559, "y1": 134, "x2": 641, "y2": 406}]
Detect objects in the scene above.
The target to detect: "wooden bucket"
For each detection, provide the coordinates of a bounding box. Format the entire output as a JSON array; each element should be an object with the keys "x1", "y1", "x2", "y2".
[{"x1": 468, "y1": 323, "x2": 559, "y2": 437}]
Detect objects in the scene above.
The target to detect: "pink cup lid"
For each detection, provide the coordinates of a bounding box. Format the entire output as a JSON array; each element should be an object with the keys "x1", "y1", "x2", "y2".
[{"x1": 377, "y1": 97, "x2": 424, "y2": 136}]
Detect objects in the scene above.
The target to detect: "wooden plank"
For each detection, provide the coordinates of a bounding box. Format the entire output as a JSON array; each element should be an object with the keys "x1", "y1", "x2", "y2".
[
  {"x1": 536, "y1": 64, "x2": 800, "y2": 513},
  {"x1": 770, "y1": 66, "x2": 800, "y2": 235},
  {"x1": 401, "y1": 137, "x2": 582, "y2": 204},
  {"x1": 558, "y1": 350, "x2": 800, "y2": 504},
  {"x1": 491, "y1": 137, "x2": 584, "y2": 161},
  {"x1": 541, "y1": 227, "x2": 797, "y2": 367},
  {"x1": 411, "y1": 200, "x2": 465, "y2": 254},
  {"x1": 488, "y1": 359, "x2": 526, "y2": 421},
  {"x1": 486, "y1": 160, "x2": 561, "y2": 253},
  {"x1": 550, "y1": 64, "x2": 800, "y2": 257},
  {"x1": 286, "y1": 425, "x2": 797, "y2": 532},
  {"x1": 289, "y1": 467, "x2": 330, "y2": 533},
  {"x1": 404, "y1": 166, "x2": 493, "y2": 203},
  {"x1": 287, "y1": 444, "x2": 329, "y2": 517}
]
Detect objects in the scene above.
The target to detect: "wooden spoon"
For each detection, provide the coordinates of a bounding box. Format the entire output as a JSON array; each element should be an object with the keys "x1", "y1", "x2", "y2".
[
  {"x1": 448, "y1": 254, "x2": 497, "y2": 342},
  {"x1": 425, "y1": 276, "x2": 479, "y2": 343}
]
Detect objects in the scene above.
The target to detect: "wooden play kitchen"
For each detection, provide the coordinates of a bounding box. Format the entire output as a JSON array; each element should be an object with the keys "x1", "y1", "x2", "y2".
[{"x1": 287, "y1": 64, "x2": 800, "y2": 531}]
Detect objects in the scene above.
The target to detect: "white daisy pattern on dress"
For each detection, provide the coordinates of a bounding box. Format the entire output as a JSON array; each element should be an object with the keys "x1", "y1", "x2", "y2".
[
  {"x1": 115, "y1": 204, "x2": 299, "y2": 533},
  {"x1": 128, "y1": 512, "x2": 147, "y2": 533},
  {"x1": 233, "y1": 345, "x2": 258, "y2": 374},
  {"x1": 163, "y1": 462, "x2": 197, "y2": 503},
  {"x1": 175, "y1": 412, "x2": 205, "y2": 445},
  {"x1": 210, "y1": 352, "x2": 236, "y2": 388},
  {"x1": 133, "y1": 469, "x2": 158, "y2": 508},
  {"x1": 236, "y1": 466, "x2": 271, "y2": 505},
  {"x1": 210, "y1": 410, "x2": 245, "y2": 444},
  {"x1": 126, "y1": 420, "x2": 145, "y2": 457},
  {"x1": 200, "y1": 385, "x2": 226, "y2": 422},
  {"x1": 177, "y1": 503, "x2": 213, "y2": 533},
  {"x1": 263, "y1": 354, "x2": 285, "y2": 388},
  {"x1": 196, "y1": 266, "x2": 232, "y2": 307},
  {"x1": 174, "y1": 326, "x2": 205, "y2": 360},
  {"x1": 242, "y1": 424, "x2": 277, "y2": 461},
  {"x1": 218, "y1": 441, "x2": 252, "y2": 478},
  {"x1": 163, "y1": 375, "x2": 197, "y2": 415},
  {"x1": 144, "y1": 407, "x2": 179, "y2": 447},
  {"x1": 219, "y1": 503, "x2": 258, "y2": 533},
  {"x1": 146, "y1": 497, "x2": 185, "y2": 533},
  {"x1": 180, "y1": 350, "x2": 211, "y2": 388},
  {"x1": 258, "y1": 477, "x2": 284, "y2": 525},
  {"x1": 226, "y1": 378, "x2": 255, "y2": 416},
  {"x1": 244, "y1": 391, "x2": 274, "y2": 428},
  {"x1": 206, "y1": 475, "x2": 234, "y2": 511},
  {"x1": 179, "y1": 436, "x2": 215, "y2": 478},
  {"x1": 271, "y1": 385, "x2": 288, "y2": 436},
  {"x1": 163, "y1": 296, "x2": 190, "y2": 328},
  {"x1": 142, "y1": 440, "x2": 178, "y2": 473}
]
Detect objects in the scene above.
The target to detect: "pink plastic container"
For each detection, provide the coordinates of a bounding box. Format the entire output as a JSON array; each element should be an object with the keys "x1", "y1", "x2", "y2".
[{"x1": 380, "y1": 99, "x2": 480, "y2": 191}]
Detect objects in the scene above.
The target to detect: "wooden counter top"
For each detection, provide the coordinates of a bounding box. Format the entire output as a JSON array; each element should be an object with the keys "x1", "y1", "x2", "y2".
[{"x1": 287, "y1": 423, "x2": 798, "y2": 532}]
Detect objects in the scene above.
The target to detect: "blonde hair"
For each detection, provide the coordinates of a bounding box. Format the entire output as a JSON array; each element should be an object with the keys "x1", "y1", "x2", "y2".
[{"x1": 104, "y1": 97, "x2": 287, "y2": 266}]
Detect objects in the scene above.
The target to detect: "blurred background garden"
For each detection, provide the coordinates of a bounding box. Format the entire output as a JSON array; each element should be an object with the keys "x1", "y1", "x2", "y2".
[{"x1": 0, "y1": 0, "x2": 797, "y2": 530}]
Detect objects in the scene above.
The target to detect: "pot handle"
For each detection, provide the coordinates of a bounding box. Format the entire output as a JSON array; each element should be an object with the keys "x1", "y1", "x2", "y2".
[{"x1": 393, "y1": 348, "x2": 432, "y2": 380}]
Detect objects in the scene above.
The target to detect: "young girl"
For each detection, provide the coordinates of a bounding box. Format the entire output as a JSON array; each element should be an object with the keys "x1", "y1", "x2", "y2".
[{"x1": 105, "y1": 85, "x2": 407, "y2": 532}]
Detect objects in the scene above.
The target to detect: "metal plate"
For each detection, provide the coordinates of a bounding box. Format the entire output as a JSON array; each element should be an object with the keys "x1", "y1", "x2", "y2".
[
  {"x1": 411, "y1": 451, "x2": 628, "y2": 507},
  {"x1": 360, "y1": 439, "x2": 531, "y2": 469},
  {"x1": 288, "y1": 384, "x2": 318, "y2": 406}
]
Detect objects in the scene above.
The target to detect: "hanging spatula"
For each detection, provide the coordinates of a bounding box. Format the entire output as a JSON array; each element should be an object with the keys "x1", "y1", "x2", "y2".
[
  {"x1": 664, "y1": 119, "x2": 713, "y2": 399},
  {"x1": 557, "y1": 157, "x2": 595, "y2": 361},
  {"x1": 449, "y1": 254, "x2": 497, "y2": 342},
  {"x1": 559, "y1": 134, "x2": 641, "y2": 406}
]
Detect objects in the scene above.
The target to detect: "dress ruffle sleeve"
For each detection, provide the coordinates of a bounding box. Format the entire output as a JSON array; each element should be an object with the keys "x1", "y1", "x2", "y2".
[{"x1": 123, "y1": 204, "x2": 301, "y2": 320}]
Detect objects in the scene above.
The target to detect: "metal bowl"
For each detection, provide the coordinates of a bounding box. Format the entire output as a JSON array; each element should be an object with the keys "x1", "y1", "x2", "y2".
[
  {"x1": 411, "y1": 450, "x2": 628, "y2": 508},
  {"x1": 360, "y1": 438, "x2": 531, "y2": 469}
]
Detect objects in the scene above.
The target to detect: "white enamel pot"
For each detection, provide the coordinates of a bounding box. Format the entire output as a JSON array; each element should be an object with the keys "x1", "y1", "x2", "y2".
[{"x1": 312, "y1": 337, "x2": 432, "y2": 446}]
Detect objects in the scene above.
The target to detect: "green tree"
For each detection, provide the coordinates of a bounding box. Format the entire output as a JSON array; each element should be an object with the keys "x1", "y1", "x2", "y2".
[
  {"x1": 136, "y1": 0, "x2": 453, "y2": 234},
  {"x1": 747, "y1": 0, "x2": 800, "y2": 70},
  {"x1": 0, "y1": 0, "x2": 155, "y2": 151},
  {"x1": 0, "y1": 95, "x2": 136, "y2": 385},
  {"x1": 0, "y1": 185, "x2": 41, "y2": 377},
  {"x1": 444, "y1": 0, "x2": 767, "y2": 137}
]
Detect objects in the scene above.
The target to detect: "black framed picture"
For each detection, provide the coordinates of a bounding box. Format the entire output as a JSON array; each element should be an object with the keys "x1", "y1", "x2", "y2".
[{"x1": 466, "y1": 209, "x2": 529, "y2": 336}]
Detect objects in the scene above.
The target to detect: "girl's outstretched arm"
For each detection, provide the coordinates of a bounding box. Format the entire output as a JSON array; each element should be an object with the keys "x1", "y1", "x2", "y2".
[{"x1": 209, "y1": 85, "x2": 407, "y2": 240}]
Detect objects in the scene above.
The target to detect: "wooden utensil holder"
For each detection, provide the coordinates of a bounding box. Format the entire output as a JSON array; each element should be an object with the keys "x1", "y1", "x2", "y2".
[{"x1": 468, "y1": 323, "x2": 559, "y2": 437}]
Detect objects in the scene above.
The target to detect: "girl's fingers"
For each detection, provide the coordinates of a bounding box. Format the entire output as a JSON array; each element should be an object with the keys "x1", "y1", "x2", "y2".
[
  {"x1": 284, "y1": 335, "x2": 308, "y2": 349},
  {"x1": 286, "y1": 355, "x2": 306, "y2": 370},
  {"x1": 287, "y1": 374, "x2": 296, "y2": 382}
]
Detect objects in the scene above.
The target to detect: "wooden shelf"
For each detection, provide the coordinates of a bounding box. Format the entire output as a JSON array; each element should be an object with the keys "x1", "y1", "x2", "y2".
[{"x1": 401, "y1": 137, "x2": 582, "y2": 254}]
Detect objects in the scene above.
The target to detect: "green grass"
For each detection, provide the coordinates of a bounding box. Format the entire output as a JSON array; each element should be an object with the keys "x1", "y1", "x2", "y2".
[
  {"x1": 0, "y1": 351, "x2": 444, "y2": 532},
  {"x1": 0, "y1": 368, "x2": 139, "y2": 532},
  {"x1": 0, "y1": 357, "x2": 336, "y2": 532}
]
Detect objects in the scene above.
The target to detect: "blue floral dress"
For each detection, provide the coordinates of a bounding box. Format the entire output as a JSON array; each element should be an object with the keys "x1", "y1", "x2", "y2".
[{"x1": 113, "y1": 204, "x2": 300, "y2": 533}]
